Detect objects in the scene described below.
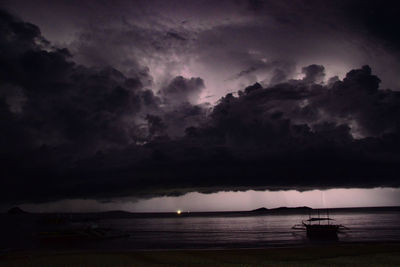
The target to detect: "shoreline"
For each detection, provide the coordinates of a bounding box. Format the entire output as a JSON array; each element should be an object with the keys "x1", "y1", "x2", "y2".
[
  {"x1": 2, "y1": 241, "x2": 400, "y2": 266},
  {"x1": 2, "y1": 240, "x2": 400, "y2": 254}
]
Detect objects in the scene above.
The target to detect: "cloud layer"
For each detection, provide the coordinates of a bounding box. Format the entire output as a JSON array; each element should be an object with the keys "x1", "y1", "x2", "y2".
[
  {"x1": 4, "y1": 0, "x2": 400, "y2": 102},
  {"x1": 1, "y1": 6, "x2": 400, "y2": 204}
]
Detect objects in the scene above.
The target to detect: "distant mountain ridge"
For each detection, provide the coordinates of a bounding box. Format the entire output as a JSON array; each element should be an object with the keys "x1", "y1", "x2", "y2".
[
  {"x1": 250, "y1": 206, "x2": 312, "y2": 213},
  {"x1": 7, "y1": 206, "x2": 28, "y2": 214}
]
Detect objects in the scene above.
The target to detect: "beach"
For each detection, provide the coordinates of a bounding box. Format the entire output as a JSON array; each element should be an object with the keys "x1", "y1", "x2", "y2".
[{"x1": 1, "y1": 242, "x2": 400, "y2": 266}]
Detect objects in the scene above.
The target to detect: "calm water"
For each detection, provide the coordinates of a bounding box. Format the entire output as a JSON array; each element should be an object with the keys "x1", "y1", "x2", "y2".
[{"x1": 1, "y1": 208, "x2": 400, "y2": 251}]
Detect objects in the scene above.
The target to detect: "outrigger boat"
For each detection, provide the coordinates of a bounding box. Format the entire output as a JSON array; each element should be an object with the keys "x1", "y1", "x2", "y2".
[{"x1": 292, "y1": 210, "x2": 348, "y2": 240}]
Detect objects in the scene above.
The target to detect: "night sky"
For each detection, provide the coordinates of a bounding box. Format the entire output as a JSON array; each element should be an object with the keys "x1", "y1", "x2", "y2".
[{"x1": 1, "y1": 0, "x2": 400, "y2": 211}]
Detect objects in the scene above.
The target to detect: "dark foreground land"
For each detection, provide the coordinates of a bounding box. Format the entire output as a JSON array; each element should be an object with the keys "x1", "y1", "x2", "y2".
[{"x1": 1, "y1": 242, "x2": 400, "y2": 266}]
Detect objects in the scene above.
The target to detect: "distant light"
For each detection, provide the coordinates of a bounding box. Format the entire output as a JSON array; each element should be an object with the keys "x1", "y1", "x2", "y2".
[{"x1": 176, "y1": 210, "x2": 182, "y2": 215}]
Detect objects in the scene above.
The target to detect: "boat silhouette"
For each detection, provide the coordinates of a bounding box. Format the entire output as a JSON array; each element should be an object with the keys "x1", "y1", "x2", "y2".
[{"x1": 292, "y1": 210, "x2": 348, "y2": 240}]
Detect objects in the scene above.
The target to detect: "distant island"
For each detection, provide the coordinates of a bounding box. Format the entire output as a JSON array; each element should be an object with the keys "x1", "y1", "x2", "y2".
[
  {"x1": 7, "y1": 206, "x2": 28, "y2": 214},
  {"x1": 250, "y1": 206, "x2": 312, "y2": 213}
]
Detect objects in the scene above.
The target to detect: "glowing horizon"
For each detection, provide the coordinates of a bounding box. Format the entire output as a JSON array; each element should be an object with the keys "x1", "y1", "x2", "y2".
[{"x1": 16, "y1": 187, "x2": 400, "y2": 213}]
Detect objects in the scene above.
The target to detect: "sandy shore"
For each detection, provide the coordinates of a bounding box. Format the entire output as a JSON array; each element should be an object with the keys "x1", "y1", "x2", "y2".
[{"x1": 1, "y1": 242, "x2": 400, "y2": 266}]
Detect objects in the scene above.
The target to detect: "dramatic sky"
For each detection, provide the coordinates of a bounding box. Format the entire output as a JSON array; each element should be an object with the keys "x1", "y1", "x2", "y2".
[{"x1": 1, "y1": 0, "x2": 400, "y2": 211}]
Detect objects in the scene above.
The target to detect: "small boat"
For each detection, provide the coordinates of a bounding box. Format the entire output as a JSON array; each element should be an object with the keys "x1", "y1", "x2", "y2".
[{"x1": 292, "y1": 210, "x2": 348, "y2": 240}]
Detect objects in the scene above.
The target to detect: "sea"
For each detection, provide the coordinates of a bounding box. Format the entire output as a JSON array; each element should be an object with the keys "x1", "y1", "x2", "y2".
[{"x1": 1, "y1": 207, "x2": 400, "y2": 251}]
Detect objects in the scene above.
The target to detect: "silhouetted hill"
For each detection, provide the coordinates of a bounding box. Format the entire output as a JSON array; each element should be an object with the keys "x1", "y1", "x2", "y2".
[
  {"x1": 7, "y1": 206, "x2": 27, "y2": 214},
  {"x1": 250, "y1": 206, "x2": 312, "y2": 213},
  {"x1": 250, "y1": 207, "x2": 269, "y2": 212},
  {"x1": 272, "y1": 206, "x2": 312, "y2": 211}
]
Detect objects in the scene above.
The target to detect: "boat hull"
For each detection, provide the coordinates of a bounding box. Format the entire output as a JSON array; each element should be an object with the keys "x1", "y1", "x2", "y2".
[{"x1": 305, "y1": 225, "x2": 339, "y2": 240}]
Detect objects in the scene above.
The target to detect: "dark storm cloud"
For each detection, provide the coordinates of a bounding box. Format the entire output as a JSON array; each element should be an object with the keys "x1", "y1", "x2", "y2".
[
  {"x1": 229, "y1": 60, "x2": 295, "y2": 84},
  {"x1": 0, "y1": 9, "x2": 201, "y2": 153},
  {"x1": 0, "y1": 9, "x2": 210, "y2": 203},
  {"x1": 0, "y1": 12, "x2": 139, "y2": 152},
  {"x1": 1, "y1": 4, "x2": 400, "y2": 204},
  {"x1": 126, "y1": 66, "x2": 400, "y2": 197},
  {"x1": 166, "y1": 32, "x2": 187, "y2": 42},
  {"x1": 301, "y1": 65, "x2": 325, "y2": 84},
  {"x1": 63, "y1": 66, "x2": 400, "y2": 200},
  {"x1": 4, "y1": 0, "x2": 399, "y2": 94},
  {"x1": 344, "y1": 0, "x2": 400, "y2": 51},
  {"x1": 160, "y1": 76, "x2": 205, "y2": 105}
]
